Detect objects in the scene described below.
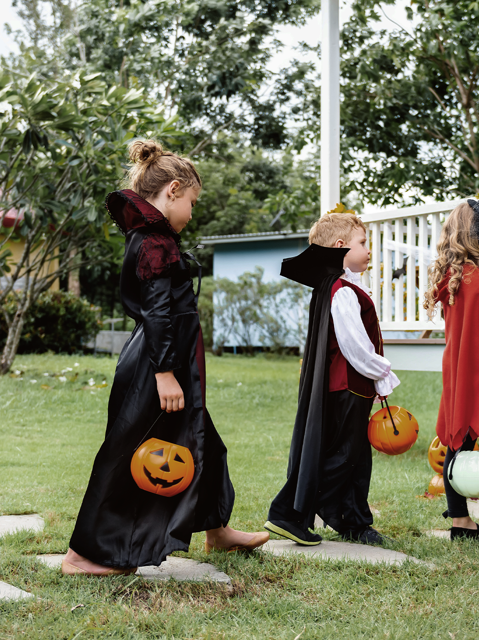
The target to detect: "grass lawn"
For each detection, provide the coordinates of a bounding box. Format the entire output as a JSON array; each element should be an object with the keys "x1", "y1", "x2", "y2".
[{"x1": 1, "y1": 353, "x2": 478, "y2": 639}]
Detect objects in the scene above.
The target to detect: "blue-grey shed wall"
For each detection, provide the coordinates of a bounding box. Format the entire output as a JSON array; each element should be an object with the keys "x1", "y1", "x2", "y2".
[{"x1": 213, "y1": 238, "x2": 309, "y2": 283}]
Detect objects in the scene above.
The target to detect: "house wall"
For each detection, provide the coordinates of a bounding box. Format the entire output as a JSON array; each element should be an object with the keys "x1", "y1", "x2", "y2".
[
  {"x1": 0, "y1": 236, "x2": 59, "y2": 291},
  {"x1": 213, "y1": 238, "x2": 309, "y2": 283}
]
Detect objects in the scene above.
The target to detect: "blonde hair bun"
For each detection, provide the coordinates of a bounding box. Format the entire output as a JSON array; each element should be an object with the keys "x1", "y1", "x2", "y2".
[
  {"x1": 129, "y1": 139, "x2": 164, "y2": 165},
  {"x1": 126, "y1": 139, "x2": 202, "y2": 201}
]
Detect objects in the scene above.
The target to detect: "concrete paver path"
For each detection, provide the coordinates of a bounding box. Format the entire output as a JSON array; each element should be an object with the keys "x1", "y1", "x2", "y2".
[
  {"x1": 37, "y1": 554, "x2": 231, "y2": 585},
  {"x1": 0, "y1": 514, "x2": 45, "y2": 601},
  {"x1": 264, "y1": 539, "x2": 429, "y2": 566},
  {"x1": 0, "y1": 581, "x2": 34, "y2": 601},
  {"x1": 0, "y1": 514, "x2": 44, "y2": 537},
  {"x1": 426, "y1": 529, "x2": 450, "y2": 539}
]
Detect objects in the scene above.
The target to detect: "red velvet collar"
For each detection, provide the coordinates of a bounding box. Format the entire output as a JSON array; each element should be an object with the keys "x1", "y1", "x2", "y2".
[{"x1": 105, "y1": 189, "x2": 179, "y2": 240}]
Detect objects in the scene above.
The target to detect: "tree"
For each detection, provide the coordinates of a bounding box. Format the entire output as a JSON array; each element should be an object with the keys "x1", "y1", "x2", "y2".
[
  {"x1": 8, "y1": 0, "x2": 321, "y2": 151},
  {"x1": 0, "y1": 62, "x2": 182, "y2": 374},
  {"x1": 9, "y1": 0, "x2": 74, "y2": 51},
  {"x1": 213, "y1": 268, "x2": 309, "y2": 353},
  {"x1": 339, "y1": 0, "x2": 479, "y2": 205}
]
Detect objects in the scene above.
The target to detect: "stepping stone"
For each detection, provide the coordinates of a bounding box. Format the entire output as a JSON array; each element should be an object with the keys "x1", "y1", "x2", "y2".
[
  {"x1": 137, "y1": 558, "x2": 231, "y2": 585},
  {"x1": 467, "y1": 499, "x2": 479, "y2": 519},
  {"x1": 263, "y1": 539, "x2": 428, "y2": 566},
  {"x1": 37, "y1": 554, "x2": 231, "y2": 585},
  {"x1": 0, "y1": 581, "x2": 34, "y2": 601},
  {"x1": 37, "y1": 554, "x2": 64, "y2": 568},
  {"x1": 314, "y1": 515, "x2": 327, "y2": 529},
  {"x1": 0, "y1": 514, "x2": 44, "y2": 537},
  {"x1": 425, "y1": 529, "x2": 450, "y2": 539}
]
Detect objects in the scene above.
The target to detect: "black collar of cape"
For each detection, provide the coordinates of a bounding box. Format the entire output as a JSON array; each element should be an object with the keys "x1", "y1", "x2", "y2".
[
  {"x1": 279, "y1": 243, "x2": 351, "y2": 525},
  {"x1": 105, "y1": 189, "x2": 180, "y2": 245},
  {"x1": 280, "y1": 243, "x2": 349, "y2": 289}
]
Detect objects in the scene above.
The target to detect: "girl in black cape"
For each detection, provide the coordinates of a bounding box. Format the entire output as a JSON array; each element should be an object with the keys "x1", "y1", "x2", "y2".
[{"x1": 62, "y1": 140, "x2": 269, "y2": 575}]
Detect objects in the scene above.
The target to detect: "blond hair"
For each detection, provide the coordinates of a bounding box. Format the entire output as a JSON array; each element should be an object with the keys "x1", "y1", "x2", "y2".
[
  {"x1": 309, "y1": 213, "x2": 366, "y2": 247},
  {"x1": 424, "y1": 202, "x2": 479, "y2": 318},
  {"x1": 127, "y1": 139, "x2": 201, "y2": 200}
]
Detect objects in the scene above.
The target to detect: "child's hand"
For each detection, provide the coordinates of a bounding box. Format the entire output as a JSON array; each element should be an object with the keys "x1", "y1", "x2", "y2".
[
  {"x1": 155, "y1": 371, "x2": 184, "y2": 412},
  {"x1": 374, "y1": 395, "x2": 388, "y2": 403}
]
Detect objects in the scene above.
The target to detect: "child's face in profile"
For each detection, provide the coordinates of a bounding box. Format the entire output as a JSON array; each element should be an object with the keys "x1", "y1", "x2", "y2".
[
  {"x1": 149, "y1": 182, "x2": 200, "y2": 233},
  {"x1": 167, "y1": 186, "x2": 200, "y2": 233},
  {"x1": 335, "y1": 228, "x2": 370, "y2": 273}
]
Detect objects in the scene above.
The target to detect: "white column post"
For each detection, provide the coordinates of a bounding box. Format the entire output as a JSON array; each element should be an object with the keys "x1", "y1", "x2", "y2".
[{"x1": 321, "y1": 0, "x2": 340, "y2": 215}]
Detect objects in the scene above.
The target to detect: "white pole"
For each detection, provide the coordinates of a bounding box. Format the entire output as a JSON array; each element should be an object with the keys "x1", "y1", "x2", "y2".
[{"x1": 321, "y1": 0, "x2": 340, "y2": 215}]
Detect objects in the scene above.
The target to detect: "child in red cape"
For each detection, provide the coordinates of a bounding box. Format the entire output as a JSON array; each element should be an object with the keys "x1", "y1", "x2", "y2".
[
  {"x1": 62, "y1": 140, "x2": 268, "y2": 575},
  {"x1": 425, "y1": 200, "x2": 479, "y2": 540}
]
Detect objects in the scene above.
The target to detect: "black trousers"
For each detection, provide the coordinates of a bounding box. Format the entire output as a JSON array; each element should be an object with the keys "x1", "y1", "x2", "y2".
[
  {"x1": 316, "y1": 390, "x2": 374, "y2": 534},
  {"x1": 269, "y1": 390, "x2": 374, "y2": 534},
  {"x1": 443, "y1": 433, "x2": 477, "y2": 519}
]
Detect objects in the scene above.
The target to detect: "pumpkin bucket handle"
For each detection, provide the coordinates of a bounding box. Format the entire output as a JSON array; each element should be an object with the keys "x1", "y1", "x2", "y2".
[
  {"x1": 133, "y1": 410, "x2": 166, "y2": 452},
  {"x1": 381, "y1": 398, "x2": 399, "y2": 436}
]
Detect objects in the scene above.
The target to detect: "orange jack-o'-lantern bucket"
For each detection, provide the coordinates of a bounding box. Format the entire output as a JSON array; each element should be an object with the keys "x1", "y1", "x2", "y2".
[
  {"x1": 131, "y1": 438, "x2": 195, "y2": 497},
  {"x1": 368, "y1": 400, "x2": 419, "y2": 456}
]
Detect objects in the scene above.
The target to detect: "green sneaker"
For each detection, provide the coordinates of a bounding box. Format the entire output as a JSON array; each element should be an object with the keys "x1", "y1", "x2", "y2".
[{"x1": 264, "y1": 520, "x2": 322, "y2": 546}]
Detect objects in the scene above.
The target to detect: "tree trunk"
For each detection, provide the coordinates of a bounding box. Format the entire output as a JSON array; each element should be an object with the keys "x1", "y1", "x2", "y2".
[
  {"x1": 68, "y1": 249, "x2": 81, "y2": 297},
  {"x1": 0, "y1": 306, "x2": 27, "y2": 375}
]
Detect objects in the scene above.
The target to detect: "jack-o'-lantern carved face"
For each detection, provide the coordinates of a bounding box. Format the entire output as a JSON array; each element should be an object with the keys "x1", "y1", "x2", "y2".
[
  {"x1": 131, "y1": 438, "x2": 195, "y2": 497},
  {"x1": 428, "y1": 436, "x2": 447, "y2": 474}
]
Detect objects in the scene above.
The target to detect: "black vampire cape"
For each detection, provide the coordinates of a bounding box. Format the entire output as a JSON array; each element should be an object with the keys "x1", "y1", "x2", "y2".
[
  {"x1": 69, "y1": 189, "x2": 234, "y2": 569},
  {"x1": 268, "y1": 244, "x2": 349, "y2": 530}
]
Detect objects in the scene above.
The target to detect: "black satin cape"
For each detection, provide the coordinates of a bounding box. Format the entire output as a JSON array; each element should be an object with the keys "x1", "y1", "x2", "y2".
[
  {"x1": 268, "y1": 244, "x2": 349, "y2": 530},
  {"x1": 69, "y1": 191, "x2": 234, "y2": 569}
]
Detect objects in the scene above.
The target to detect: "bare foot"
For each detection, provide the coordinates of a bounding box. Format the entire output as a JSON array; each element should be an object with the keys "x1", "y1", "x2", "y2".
[
  {"x1": 206, "y1": 525, "x2": 262, "y2": 549},
  {"x1": 452, "y1": 516, "x2": 478, "y2": 530},
  {"x1": 64, "y1": 548, "x2": 128, "y2": 575}
]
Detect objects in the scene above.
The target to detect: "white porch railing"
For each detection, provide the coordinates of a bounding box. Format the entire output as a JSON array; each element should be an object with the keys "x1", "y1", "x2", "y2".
[{"x1": 360, "y1": 199, "x2": 464, "y2": 331}]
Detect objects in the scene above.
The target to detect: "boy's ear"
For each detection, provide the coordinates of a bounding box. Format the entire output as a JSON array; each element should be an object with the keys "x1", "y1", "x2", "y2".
[{"x1": 334, "y1": 239, "x2": 345, "y2": 248}]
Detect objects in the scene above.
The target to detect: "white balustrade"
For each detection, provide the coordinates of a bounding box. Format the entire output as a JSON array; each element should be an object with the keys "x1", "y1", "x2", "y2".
[{"x1": 360, "y1": 199, "x2": 464, "y2": 331}]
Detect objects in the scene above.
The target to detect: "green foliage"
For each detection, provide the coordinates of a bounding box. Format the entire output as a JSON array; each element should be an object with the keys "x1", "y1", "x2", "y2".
[
  {"x1": 196, "y1": 275, "x2": 215, "y2": 350},
  {"x1": 339, "y1": 0, "x2": 479, "y2": 204},
  {"x1": 10, "y1": 0, "x2": 74, "y2": 51},
  {"x1": 182, "y1": 147, "x2": 324, "y2": 277},
  {"x1": 0, "y1": 290, "x2": 101, "y2": 353},
  {"x1": 213, "y1": 268, "x2": 308, "y2": 353},
  {"x1": 0, "y1": 57, "x2": 185, "y2": 372},
  {"x1": 9, "y1": 0, "x2": 321, "y2": 150},
  {"x1": 0, "y1": 64, "x2": 182, "y2": 235}
]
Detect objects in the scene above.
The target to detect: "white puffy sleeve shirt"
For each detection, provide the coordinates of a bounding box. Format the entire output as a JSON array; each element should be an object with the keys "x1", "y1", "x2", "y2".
[{"x1": 330, "y1": 272, "x2": 400, "y2": 397}]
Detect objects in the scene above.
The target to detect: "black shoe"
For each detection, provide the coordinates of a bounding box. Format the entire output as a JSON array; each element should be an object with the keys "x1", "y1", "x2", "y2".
[
  {"x1": 341, "y1": 526, "x2": 392, "y2": 546},
  {"x1": 451, "y1": 524, "x2": 479, "y2": 540},
  {"x1": 264, "y1": 520, "x2": 322, "y2": 546}
]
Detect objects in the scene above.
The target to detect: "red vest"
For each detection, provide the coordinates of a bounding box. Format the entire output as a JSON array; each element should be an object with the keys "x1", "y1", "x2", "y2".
[{"x1": 328, "y1": 279, "x2": 383, "y2": 398}]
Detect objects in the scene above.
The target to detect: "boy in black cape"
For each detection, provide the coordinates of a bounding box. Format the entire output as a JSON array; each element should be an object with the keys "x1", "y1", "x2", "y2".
[{"x1": 265, "y1": 213, "x2": 400, "y2": 545}]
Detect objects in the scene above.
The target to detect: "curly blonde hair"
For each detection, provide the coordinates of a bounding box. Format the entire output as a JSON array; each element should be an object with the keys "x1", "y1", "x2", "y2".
[
  {"x1": 424, "y1": 202, "x2": 479, "y2": 318},
  {"x1": 309, "y1": 213, "x2": 366, "y2": 247}
]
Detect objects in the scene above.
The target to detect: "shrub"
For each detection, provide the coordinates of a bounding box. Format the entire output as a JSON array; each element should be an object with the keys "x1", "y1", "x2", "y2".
[
  {"x1": 213, "y1": 268, "x2": 309, "y2": 354},
  {"x1": 195, "y1": 276, "x2": 214, "y2": 350},
  {"x1": 0, "y1": 291, "x2": 102, "y2": 354}
]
